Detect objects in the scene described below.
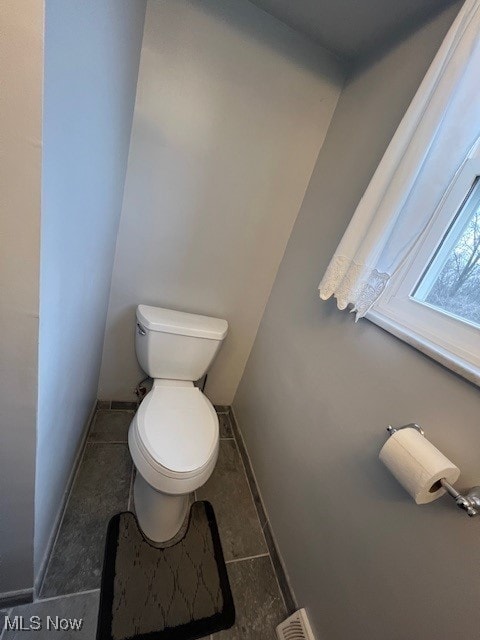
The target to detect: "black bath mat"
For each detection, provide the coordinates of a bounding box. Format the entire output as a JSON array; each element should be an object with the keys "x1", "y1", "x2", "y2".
[{"x1": 97, "y1": 501, "x2": 235, "y2": 640}]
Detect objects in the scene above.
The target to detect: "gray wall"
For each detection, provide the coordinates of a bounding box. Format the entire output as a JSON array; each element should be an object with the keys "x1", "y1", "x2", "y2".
[
  {"x1": 233, "y1": 4, "x2": 480, "y2": 640},
  {"x1": 35, "y1": 0, "x2": 147, "y2": 583},
  {"x1": 98, "y1": 0, "x2": 344, "y2": 406},
  {"x1": 0, "y1": 0, "x2": 43, "y2": 599}
]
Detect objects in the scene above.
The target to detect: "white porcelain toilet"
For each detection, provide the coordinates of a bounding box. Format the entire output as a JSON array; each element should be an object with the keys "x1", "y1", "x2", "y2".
[{"x1": 128, "y1": 304, "x2": 228, "y2": 542}]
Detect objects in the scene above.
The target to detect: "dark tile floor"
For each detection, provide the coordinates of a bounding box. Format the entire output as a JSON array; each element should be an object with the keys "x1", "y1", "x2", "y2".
[{"x1": 1, "y1": 405, "x2": 287, "y2": 639}]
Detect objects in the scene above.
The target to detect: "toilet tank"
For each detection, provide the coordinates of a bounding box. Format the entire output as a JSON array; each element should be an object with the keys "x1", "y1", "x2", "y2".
[{"x1": 135, "y1": 305, "x2": 228, "y2": 381}]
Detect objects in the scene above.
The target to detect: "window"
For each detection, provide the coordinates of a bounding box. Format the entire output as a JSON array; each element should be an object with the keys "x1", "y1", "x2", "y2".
[
  {"x1": 413, "y1": 178, "x2": 480, "y2": 328},
  {"x1": 368, "y1": 149, "x2": 480, "y2": 385}
]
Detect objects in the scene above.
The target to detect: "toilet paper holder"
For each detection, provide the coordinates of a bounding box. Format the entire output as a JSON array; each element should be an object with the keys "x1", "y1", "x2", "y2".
[{"x1": 386, "y1": 424, "x2": 480, "y2": 518}]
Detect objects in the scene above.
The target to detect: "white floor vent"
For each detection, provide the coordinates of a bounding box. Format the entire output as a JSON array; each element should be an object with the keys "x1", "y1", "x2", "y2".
[{"x1": 276, "y1": 608, "x2": 316, "y2": 640}]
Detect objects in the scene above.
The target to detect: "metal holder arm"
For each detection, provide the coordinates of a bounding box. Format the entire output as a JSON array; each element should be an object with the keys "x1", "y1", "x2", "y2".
[
  {"x1": 439, "y1": 478, "x2": 480, "y2": 518},
  {"x1": 387, "y1": 423, "x2": 425, "y2": 437},
  {"x1": 386, "y1": 424, "x2": 480, "y2": 518}
]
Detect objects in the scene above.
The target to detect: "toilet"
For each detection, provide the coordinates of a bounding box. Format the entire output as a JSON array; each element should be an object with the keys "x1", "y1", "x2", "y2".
[{"x1": 128, "y1": 304, "x2": 228, "y2": 542}]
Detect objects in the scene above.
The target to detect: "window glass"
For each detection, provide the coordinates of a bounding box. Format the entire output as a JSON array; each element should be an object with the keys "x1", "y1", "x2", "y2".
[{"x1": 413, "y1": 178, "x2": 480, "y2": 328}]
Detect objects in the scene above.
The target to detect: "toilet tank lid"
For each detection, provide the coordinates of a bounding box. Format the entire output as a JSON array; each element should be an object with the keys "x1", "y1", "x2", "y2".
[{"x1": 136, "y1": 305, "x2": 228, "y2": 340}]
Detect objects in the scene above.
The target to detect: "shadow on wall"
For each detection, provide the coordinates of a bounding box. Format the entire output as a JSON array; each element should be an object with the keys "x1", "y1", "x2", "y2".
[
  {"x1": 351, "y1": 0, "x2": 461, "y2": 75},
  {"x1": 107, "y1": 304, "x2": 143, "y2": 393},
  {"x1": 181, "y1": 0, "x2": 344, "y2": 79}
]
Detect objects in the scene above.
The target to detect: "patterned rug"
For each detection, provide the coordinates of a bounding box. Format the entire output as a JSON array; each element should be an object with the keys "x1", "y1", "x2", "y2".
[{"x1": 97, "y1": 501, "x2": 235, "y2": 640}]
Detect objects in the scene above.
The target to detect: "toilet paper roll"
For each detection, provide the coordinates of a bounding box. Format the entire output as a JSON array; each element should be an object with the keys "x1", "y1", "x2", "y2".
[{"x1": 379, "y1": 428, "x2": 460, "y2": 504}]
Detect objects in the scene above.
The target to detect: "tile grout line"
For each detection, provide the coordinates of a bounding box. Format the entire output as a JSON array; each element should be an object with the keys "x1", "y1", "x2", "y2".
[
  {"x1": 39, "y1": 408, "x2": 134, "y2": 604},
  {"x1": 225, "y1": 553, "x2": 269, "y2": 564},
  {"x1": 110, "y1": 403, "x2": 139, "y2": 411},
  {"x1": 35, "y1": 588, "x2": 100, "y2": 605},
  {"x1": 127, "y1": 466, "x2": 135, "y2": 512},
  {"x1": 228, "y1": 407, "x2": 295, "y2": 614},
  {"x1": 231, "y1": 436, "x2": 289, "y2": 610},
  {"x1": 228, "y1": 417, "x2": 270, "y2": 556},
  {"x1": 265, "y1": 537, "x2": 290, "y2": 614},
  {"x1": 225, "y1": 409, "x2": 293, "y2": 612},
  {"x1": 226, "y1": 409, "x2": 296, "y2": 615},
  {"x1": 37, "y1": 430, "x2": 94, "y2": 600},
  {"x1": 37, "y1": 407, "x2": 130, "y2": 599},
  {"x1": 233, "y1": 428, "x2": 290, "y2": 613},
  {"x1": 35, "y1": 401, "x2": 100, "y2": 598},
  {"x1": 216, "y1": 411, "x2": 273, "y2": 569},
  {"x1": 90, "y1": 440, "x2": 129, "y2": 445}
]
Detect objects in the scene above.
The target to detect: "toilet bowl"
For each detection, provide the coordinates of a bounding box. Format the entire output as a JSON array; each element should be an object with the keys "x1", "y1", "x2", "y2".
[
  {"x1": 129, "y1": 379, "x2": 219, "y2": 541},
  {"x1": 128, "y1": 305, "x2": 228, "y2": 542}
]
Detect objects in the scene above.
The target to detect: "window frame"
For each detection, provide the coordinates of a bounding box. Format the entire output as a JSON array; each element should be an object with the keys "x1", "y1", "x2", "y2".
[{"x1": 366, "y1": 152, "x2": 480, "y2": 387}]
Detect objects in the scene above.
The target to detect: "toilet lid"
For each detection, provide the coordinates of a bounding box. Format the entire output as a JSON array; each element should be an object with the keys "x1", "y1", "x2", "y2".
[{"x1": 137, "y1": 386, "x2": 218, "y2": 474}]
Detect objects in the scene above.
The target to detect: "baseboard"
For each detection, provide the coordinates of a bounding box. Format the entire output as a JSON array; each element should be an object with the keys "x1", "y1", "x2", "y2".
[
  {"x1": 229, "y1": 406, "x2": 297, "y2": 615},
  {"x1": 33, "y1": 399, "x2": 98, "y2": 597},
  {"x1": 0, "y1": 588, "x2": 33, "y2": 609}
]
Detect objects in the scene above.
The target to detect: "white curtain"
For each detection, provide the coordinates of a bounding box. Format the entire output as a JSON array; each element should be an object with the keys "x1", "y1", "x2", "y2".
[{"x1": 319, "y1": 0, "x2": 480, "y2": 318}]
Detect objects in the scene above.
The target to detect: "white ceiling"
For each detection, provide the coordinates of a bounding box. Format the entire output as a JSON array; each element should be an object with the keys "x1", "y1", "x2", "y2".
[{"x1": 248, "y1": 0, "x2": 456, "y2": 60}]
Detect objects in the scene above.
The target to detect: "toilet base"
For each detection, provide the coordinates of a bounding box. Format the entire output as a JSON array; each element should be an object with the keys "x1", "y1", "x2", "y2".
[{"x1": 133, "y1": 472, "x2": 190, "y2": 543}]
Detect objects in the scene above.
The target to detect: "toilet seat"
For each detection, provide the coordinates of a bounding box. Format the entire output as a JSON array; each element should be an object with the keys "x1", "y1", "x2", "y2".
[
  {"x1": 137, "y1": 383, "x2": 218, "y2": 473},
  {"x1": 128, "y1": 382, "x2": 219, "y2": 494}
]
